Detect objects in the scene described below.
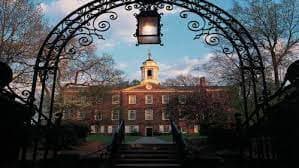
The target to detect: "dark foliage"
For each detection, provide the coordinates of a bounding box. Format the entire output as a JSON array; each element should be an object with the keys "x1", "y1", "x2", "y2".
[{"x1": 58, "y1": 121, "x2": 89, "y2": 148}]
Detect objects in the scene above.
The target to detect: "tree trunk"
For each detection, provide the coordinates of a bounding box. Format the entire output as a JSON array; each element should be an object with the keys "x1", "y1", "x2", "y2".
[
  {"x1": 271, "y1": 52, "x2": 280, "y2": 88},
  {"x1": 75, "y1": 71, "x2": 79, "y2": 84}
]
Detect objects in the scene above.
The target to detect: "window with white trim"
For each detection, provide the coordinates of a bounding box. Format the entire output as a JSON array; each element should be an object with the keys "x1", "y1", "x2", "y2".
[
  {"x1": 162, "y1": 110, "x2": 170, "y2": 120},
  {"x1": 94, "y1": 111, "x2": 102, "y2": 121},
  {"x1": 108, "y1": 126, "x2": 113, "y2": 133},
  {"x1": 131, "y1": 125, "x2": 139, "y2": 133},
  {"x1": 90, "y1": 125, "x2": 97, "y2": 133},
  {"x1": 145, "y1": 109, "x2": 153, "y2": 120},
  {"x1": 112, "y1": 94, "x2": 120, "y2": 104},
  {"x1": 180, "y1": 127, "x2": 187, "y2": 134},
  {"x1": 159, "y1": 125, "x2": 171, "y2": 133},
  {"x1": 194, "y1": 125, "x2": 199, "y2": 133},
  {"x1": 111, "y1": 109, "x2": 119, "y2": 120},
  {"x1": 159, "y1": 125, "x2": 164, "y2": 133},
  {"x1": 145, "y1": 95, "x2": 153, "y2": 104},
  {"x1": 165, "y1": 125, "x2": 171, "y2": 133},
  {"x1": 108, "y1": 125, "x2": 118, "y2": 133},
  {"x1": 128, "y1": 110, "x2": 136, "y2": 120},
  {"x1": 162, "y1": 95, "x2": 169, "y2": 104},
  {"x1": 77, "y1": 111, "x2": 85, "y2": 120},
  {"x1": 128, "y1": 95, "x2": 136, "y2": 104},
  {"x1": 125, "y1": 126, "x2": 129, "y2": 133},
  {"x1": 125, "y1": 125, "x2": 139, "y2": 133},
  {"x1": 100, "y1": 126, "x2": 105, "y2": 133}
]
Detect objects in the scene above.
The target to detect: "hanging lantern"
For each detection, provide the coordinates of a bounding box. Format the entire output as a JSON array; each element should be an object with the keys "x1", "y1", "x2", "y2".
[{"x1": 135, "y1": 9, "x2": 161, "y2": 45}]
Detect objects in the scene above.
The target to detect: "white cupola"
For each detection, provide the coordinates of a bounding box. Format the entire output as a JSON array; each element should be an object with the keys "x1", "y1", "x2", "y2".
[{"x1": 140, "y1": 51, "x2": 160, "y2": 85}]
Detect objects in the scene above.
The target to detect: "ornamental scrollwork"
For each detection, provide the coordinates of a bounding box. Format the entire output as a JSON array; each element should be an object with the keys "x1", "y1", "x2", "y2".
[
  {"x1": 16, "y1": 0, "x2": 271, "y2": 161},
  {"x1": 29, "y1": 0, "x2": 268, "y2": 131},
  {"x1": 63, "y1": 11, "x2": 118, "y2": 55}
]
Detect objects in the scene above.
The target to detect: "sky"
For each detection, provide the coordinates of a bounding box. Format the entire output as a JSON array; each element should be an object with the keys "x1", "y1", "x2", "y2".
[{"x1": 39, "y1": 0, "x2": 234, "y2": 82}]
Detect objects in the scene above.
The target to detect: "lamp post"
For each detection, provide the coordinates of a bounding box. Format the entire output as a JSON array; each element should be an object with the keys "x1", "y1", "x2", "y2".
[{"x1": 135, "y1": 8, "x2": 162, "y2": 45}]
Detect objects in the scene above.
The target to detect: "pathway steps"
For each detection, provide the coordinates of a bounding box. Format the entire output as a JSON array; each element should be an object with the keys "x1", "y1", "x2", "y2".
[
  {"x1": 113, "y1": 138, "x2": 181, "y2": 168},
  {"x1": 129, "y1": 137, "x2": 172, "y2": 144}
]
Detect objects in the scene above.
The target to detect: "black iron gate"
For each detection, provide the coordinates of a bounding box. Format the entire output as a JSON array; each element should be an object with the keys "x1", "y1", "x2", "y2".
[{"x1": 12, "y1": 0, "x2": 269, "y2": 162}]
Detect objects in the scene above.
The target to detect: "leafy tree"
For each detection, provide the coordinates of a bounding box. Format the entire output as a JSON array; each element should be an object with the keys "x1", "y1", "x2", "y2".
[
  {"x1": 129, "y1": 79, "x2": 141, "y2": 86},
  {"x1": 167, "y1": 87, "x2": 234, "y2": 130}
]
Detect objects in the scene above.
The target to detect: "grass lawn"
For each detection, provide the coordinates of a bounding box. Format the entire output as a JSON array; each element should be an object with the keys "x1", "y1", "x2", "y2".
[
  {"x1": 86, "y1": 134, "x2": 112, "y2": 144},
  {"x1": 156, "y1": 135, "x2": 173, "y2": 142},
  {"x1": 87, "y1": 134, "x2": 142, "y2": 144},
  {"x1": 156, "y1": 134, "x2": 207, "y2": 142},
  {"x1": 124, "y1": 136, "x2": 142, "y2": 144},
  {"x1": 183, "y1": 134, "x2": 208, "y2": 140},
  {"x1": 87, "y1": 134, "x2": 207, "y2": 144}
]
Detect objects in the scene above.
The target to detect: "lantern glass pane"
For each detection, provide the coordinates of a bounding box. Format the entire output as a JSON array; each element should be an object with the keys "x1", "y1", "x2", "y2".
[
  {"x1": 138, "y1": 36, "x2": 160, "y2": 44},
  {"x1": 139, "y1": 17, "x2": 158, "y2": 35}
]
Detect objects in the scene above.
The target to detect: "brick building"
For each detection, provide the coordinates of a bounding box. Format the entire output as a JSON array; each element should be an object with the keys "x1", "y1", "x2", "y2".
[{"x1": 61, "y1": 53, "x2": 233, "y2": 136}]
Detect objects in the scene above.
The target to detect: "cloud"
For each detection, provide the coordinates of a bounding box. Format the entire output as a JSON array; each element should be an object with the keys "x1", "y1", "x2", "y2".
[
  {"x1": 38, "y1": 3, "x2": 48, "y2": 13},
  {"x1": 158, "y1": 53, "x2": 214, "y2": 81},
  {"x1": 41, "y1": 0, "x2": 89, "y2": 17},
  {"x1": 41, "y1": 1, "x2": 136, "y2": 46},
  {"x1": 95, "y1": 40, "x2": 116, "y2": 51},
  {"x1": 108, "y1": 8, "x2": 137, "y2": 44},
  {"x1": 41, "y1": 0, "x2": 181, "y2": 48},
  {"x1": 128, "y1": 70, "x2": 141, "y2": 81},
  {"x1": 122, "y1": 53, "x2": 214, "y2": 81},
  {"x1": 117, "y1": 63, "x2": 128, "y2": 69}
]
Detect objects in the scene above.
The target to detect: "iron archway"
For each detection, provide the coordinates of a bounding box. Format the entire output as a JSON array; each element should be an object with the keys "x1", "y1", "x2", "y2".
[{"x1": 23, "y1": 0, "x2": 268, "y2": 159}]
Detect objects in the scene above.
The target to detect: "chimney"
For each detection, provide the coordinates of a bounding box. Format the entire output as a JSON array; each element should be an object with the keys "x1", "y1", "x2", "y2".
[{"x1": 199, "y1": 77, "x2": 207, "y2": 87}]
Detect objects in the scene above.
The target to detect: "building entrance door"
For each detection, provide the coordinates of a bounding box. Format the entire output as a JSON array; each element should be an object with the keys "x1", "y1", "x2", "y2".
[{"x1": 145, "y1": 127, "x2": 153, "y2": 136}]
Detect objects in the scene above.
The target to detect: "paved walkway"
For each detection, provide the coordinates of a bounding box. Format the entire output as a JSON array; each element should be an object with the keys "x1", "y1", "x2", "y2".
[
  {"x1": 59, "y1": 141, "x2": 105, "y2": 156},
  {"x1": 129, "y1": 137, "x2": 172, "y2": 144}
]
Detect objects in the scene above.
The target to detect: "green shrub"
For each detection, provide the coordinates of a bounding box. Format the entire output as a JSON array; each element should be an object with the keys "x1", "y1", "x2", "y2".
[
  {"x1": 207, "y1": 127, "x2": 237, "y2": 149},
  {"x1": 58, "y1": 120, "x2": 89, "y2": 148}
]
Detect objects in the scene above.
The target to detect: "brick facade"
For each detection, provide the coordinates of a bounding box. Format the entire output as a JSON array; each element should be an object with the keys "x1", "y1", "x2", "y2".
[{"x1": 60, "y1": 56, "x2": 234, "y2": 136}]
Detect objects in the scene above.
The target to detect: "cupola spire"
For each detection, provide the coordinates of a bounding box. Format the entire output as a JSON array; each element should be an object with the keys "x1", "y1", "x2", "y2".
[{"x1": 147, "y1": 49, "x2": 152, "y2": 60}]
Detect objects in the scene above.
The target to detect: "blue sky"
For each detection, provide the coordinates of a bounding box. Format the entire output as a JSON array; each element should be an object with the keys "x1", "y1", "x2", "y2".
[{"x1": 40, "y1": 0, "x2": 234, "y2": 81}]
